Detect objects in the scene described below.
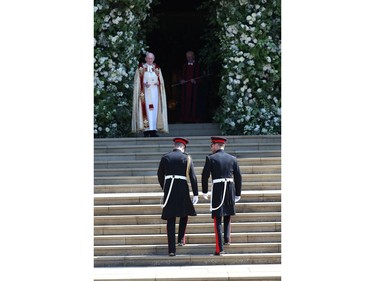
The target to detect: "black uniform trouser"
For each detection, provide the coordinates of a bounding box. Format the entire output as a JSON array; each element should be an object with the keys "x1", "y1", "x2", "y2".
[
  {"x1": 166, "y1": 216, "x2": 188, "y2": 254},
  {"x1": 213, "y1": 215, "x2": 231, "y2": 253}
]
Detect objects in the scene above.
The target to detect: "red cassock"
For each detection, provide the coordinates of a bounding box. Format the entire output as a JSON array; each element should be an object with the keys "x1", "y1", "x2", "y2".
[{"x1": 180, "y1": 62, "x2": 200, "y2": 123}]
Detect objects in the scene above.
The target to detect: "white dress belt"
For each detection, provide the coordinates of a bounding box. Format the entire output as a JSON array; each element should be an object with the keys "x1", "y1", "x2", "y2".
[
  {"x1": 210, "y1": 178, "x2": 234, "y2": 211},
  {"x1": 161, "y1": 175, "x2": 188, "y2": 208},
  {"x1": 212, "y1": 178, "x2": 234, "y2": 184},
  {"x1": 165, "y1": 175, "x2": 187, "y2": 180}
]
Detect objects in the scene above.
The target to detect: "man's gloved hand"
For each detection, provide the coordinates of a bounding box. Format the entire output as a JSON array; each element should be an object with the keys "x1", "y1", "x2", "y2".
[
  {"x1": 202, "y1": 193, "x2": 208, "y2": 200},
  {"x1": 235, "y1": 196, "x2": 241, "y2": 203},
  {"x1": 192, "y1": 196, "x2": 199, "y2": 205}
]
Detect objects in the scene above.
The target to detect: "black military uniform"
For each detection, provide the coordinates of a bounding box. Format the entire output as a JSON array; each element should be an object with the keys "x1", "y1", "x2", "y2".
[
  {"x1": 201, "y1": 136, "x2": 242, "y2": 255},
  {"x1": 157, "y1": 137, "x2": 199, "y2": 256}
]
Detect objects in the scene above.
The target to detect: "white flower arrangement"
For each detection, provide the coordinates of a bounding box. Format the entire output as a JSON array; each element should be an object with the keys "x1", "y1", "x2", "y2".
[
  {"x1": 211, "y1": 0, "x2": 281, "y2": 135},
  {"x1": 94, "y1": 0, "x2": 154, "y2": 137}
]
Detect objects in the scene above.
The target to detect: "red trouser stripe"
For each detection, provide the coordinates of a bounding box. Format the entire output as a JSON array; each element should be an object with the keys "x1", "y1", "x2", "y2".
[
  {"x1": 214, "y1": 217, "x2": 220, "y2": 253},
  {"x1": 183, "y1": 217, "x2": 188, "y2": 244}
]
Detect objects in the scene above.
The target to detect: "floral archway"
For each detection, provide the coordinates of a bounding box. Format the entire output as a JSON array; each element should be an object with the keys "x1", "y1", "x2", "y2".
[{"x1": 94, "y1": 0, "x2": 281, "y2": 138}]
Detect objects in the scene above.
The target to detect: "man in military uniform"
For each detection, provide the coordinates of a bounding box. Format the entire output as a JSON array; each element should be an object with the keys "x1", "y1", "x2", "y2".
[
  {"x1": 157, "y1": 137, "x2": 199, "y2": 256},
  {"x1": 201, "y1": 136, "x2": 242, "y2": 255}
]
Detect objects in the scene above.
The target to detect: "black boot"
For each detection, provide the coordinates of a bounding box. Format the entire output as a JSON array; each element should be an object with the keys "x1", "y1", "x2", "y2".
[
  {"x1": 150, "y1": 130, "x2": 159, "y2": 137},
  {"x1": 143, "y1": 131, "x2": 150, "y2": 137}
]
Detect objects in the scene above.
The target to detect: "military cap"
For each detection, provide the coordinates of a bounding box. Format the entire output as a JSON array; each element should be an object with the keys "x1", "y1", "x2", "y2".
[
  {"x1": 211, "y1": 136, "x2": 227, "y2": 144},
  {"x1": 173, "y1": 137, "x2": 189, "y2": 146}
]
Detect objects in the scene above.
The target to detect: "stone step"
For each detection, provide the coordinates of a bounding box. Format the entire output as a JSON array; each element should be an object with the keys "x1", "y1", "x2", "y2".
[
  {"x1": 94, "y1": 143, "x2": 281, "y2": 155},
  {"x1": 94, "y1": 182, "x2": 281, "y2": 193},
  {"x1": 94, "y1": 157, "x2": 281, "y2": 169},
  {"x1": 94, "y1": 150, "x2": 281, "y2": 162},
  {"x1": 94, "y1": 222, "x2": 281, "y2": 235},
  {"x1": 93, "y1": 264, "x2": 281, "y2": 281},
  {"x1": 166, "y1": 123, "x2": 222, "y2": 136},
  {"x1": 129, "y1": 123, "x2": 223, "y2": 137},
  {"x1": 94, "y1": 165, "x2": 281, "y2": 177},
  {"x1": 94, "y1": 232, "x2": 281, "y2": 246},
  {"x1": 94, "y1": 174, "x2": 281, "y2": 185},
  {"x1": 94, "y1": 135, "x2": 281, "y2": 147},
  {"x1": 94, "y1": 191, "x2": 281, "y2": 206},
  {"x1": 94, "y1": 202, "x2": 281, "y2": 216},
  {"x1": 94, "y1": 212, "x2": 281, "y2": 226},
  {"x1": 94, "y1": 242, "x2": 281, "y2": 256},
  {"x1": 94, "y1": 253, "x2": 281, "y2": 267}
]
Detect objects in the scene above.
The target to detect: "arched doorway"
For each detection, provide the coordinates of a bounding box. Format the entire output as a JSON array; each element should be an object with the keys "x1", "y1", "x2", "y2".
[{"x1": 146, "y1": 0, "x2": 219, "y2": 124}]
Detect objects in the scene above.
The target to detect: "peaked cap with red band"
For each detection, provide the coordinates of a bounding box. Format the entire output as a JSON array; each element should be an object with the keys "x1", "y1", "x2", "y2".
[
  {"x1": 211, "y1": 136, "x2": 227, "y2": 144},
  {"x1": 173, "y1": 137, "x2": 189, "y2": 146}
]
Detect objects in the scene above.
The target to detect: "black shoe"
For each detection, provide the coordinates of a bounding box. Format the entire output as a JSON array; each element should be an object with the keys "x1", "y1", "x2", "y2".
[
  {"x1": 143, "y1": 131, "x2": 150, "y2": 137},
  {"x1": 169, "y1": 252, "x2": 176, "y2": 257},
  {"x1": 150, "y1": 130, "x2": 159, "y2": 137}
]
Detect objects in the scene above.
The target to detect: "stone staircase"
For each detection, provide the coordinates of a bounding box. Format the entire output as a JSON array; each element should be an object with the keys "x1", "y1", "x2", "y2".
[
  {"x1": 94, "y1": 126, "x2": 281, "y2": 272},
  {"x1": 131, "y1": 123, "x2": 222, "y2": 137}
]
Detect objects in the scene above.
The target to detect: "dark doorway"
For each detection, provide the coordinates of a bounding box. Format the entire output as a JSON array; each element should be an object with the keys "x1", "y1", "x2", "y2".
[{"x1": 146, "y1": 0, "x2": 218, "y2": 124}]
